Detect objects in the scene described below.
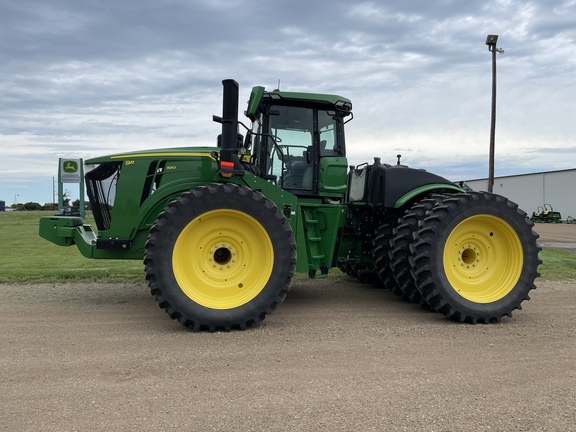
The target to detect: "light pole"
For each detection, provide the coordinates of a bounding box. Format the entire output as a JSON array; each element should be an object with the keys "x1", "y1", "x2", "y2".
[{"x1": 485, "y1": 34, "x2": 504, "y2": 193}]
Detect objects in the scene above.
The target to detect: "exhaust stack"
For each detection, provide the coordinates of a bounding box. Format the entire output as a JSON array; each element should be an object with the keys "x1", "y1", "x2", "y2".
[{"x1": 215, "y1": 79, "x2": 243, "y2": 177}]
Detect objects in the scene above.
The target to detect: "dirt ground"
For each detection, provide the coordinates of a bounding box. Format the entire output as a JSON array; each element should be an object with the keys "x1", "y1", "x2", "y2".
[
  {"x1": 533, "y1": 222, "x2": 576, "y2": 247},
  {"x1": 1, "y1": 224, "x2": 575, "y2": 431}
]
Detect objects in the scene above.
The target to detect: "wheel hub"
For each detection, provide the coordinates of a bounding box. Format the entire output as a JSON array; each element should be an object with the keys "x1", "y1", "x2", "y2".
[
  {"x1": 209, "y1": 243, "x2": 236, "y2": 270},
  {"x1": 458, "y1": 243, "x2": 481, "y2": 269}
]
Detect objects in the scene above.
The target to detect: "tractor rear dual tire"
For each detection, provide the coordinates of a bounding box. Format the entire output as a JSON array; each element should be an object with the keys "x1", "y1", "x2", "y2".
[
  {"x1": 372, "y1": 218, "x2": 400, "y2": 290},
  {"x1": 144, "y1": 183, "x2": 296, "y2": 331},
  {"x1": 410, "y1": 191, "x2": 541, "y2": 323},
  {"x1": 386, "y1": 195, "x2": 446, "y2": 303}
]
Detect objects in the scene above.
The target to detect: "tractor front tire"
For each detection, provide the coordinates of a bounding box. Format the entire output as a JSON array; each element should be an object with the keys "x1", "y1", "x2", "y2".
[
  {"x1": 410, "y1": 191, "x2": 541, "y2": 323},
  {"x1": 144, "y1": 183, "x2": 296, "y2": 331}
]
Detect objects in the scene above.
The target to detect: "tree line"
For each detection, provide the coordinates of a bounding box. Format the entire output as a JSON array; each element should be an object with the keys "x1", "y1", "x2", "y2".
[{"x1": 9, "y1": 199, "x2": 88, "y2": 211}]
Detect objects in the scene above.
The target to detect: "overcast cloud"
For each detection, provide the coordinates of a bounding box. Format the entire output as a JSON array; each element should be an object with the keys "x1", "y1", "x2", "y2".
[{"x1": 1, "y1": 0, "x2": 575, "y2": 204}]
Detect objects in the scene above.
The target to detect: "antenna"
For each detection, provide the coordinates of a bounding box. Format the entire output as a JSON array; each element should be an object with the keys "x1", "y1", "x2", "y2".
[{"x1": 277, "y1": 79, "x2": 280, "y2": 90}]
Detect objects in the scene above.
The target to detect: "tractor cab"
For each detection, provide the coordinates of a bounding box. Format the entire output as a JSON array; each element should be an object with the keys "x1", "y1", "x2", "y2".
[{"x1": 216, "y1": 80, "x2": 352, "y2": 199}]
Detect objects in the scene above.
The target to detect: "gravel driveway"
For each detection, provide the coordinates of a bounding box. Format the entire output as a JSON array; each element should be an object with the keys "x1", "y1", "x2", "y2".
[{"x1": 1, "y1": 224, "x2": 575, "y2": 431}]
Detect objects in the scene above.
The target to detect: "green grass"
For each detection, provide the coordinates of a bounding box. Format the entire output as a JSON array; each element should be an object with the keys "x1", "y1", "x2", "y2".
[
  {"x1": 0, "y1": 210, "x2": 574, "y2": 283},
  {"x1": 0, "y1": 211, "x2": 144, "y2": 283},
  {"x1": 538, "y1": 247, "x2": 576, "y2": 280}
]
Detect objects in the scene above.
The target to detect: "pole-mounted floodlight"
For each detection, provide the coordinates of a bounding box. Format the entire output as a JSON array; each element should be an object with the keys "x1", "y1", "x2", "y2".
[
  {"x1": 485, "y1": 34, "x2": 504, "y2": 193},
  {"x1": 486, "y1": 34, "x2": 505, "y2": 53},
  {"x1": 485, "y1": 34, "x2": 498, "y2": 46}
]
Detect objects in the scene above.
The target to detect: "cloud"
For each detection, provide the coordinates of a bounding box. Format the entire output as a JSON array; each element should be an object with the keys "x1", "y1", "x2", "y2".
[{"x1": 1, "y1": 0, "x2": 575, "y2": 203}]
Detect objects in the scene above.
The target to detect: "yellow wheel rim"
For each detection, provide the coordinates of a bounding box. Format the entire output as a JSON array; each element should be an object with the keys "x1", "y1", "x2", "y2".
[
  {"x1": 443, "y1": 215, "x2": 523, "y2": 303},
  {"x1": 172, "y1": 209, "x2": 274, "y2": 309}
]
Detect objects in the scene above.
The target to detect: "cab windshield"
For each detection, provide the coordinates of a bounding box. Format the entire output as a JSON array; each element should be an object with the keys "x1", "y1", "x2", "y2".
[{"x1": 251, "y1": 105, "x2": 343, "y2": 191}]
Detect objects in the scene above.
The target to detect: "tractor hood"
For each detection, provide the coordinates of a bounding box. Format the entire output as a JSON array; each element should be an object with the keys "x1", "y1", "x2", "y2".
[{"x1": 85, "y1": 146, "x2": 218, "y2": 164}]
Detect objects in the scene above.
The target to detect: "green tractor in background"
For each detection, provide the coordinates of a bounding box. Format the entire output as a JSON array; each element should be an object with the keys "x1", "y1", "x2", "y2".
[{"x1": 39, "y1": 79, "x2": 541, "y2": 330}]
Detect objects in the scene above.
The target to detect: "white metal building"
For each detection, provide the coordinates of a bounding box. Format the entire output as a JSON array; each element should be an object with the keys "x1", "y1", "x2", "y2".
[{"x1": 463, "y1": 168, "x2": 576, "y2": 220}]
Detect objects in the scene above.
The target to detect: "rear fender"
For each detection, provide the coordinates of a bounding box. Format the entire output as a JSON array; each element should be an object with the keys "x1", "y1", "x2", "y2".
[{"x1": 394, "y1": 183, "x2": 463, "y2": 209}]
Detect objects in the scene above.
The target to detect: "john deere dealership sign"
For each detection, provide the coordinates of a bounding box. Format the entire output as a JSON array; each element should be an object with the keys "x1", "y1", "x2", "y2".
[
  {"x1": 56, "y1": 157, "x2": 85, "y2": 218},
  {"x1": 59, "y1": 158, "x2": 81, "y2": 183}
]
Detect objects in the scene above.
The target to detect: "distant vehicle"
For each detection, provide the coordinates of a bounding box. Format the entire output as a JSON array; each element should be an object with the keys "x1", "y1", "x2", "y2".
[
  {"x1": 55, "y1": 207, "x2": 81, "y2": 217},
  {"x1": 531, "y1": 203, "x2": 562, "y2": 223}
]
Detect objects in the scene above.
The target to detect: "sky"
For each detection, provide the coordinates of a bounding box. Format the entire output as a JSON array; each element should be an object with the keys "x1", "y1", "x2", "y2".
[{"x1": 1, "y1": 0, "x2": 576, "y2": 205}]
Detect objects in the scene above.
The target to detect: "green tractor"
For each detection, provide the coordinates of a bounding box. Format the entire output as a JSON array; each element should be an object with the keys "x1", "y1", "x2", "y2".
[{"x1": 39, "y1": 79, "x2": 541, "y2": 330}]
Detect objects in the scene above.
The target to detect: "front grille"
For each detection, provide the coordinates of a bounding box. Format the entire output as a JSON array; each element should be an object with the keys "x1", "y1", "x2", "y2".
[{"x1": 85, "y1": 162, "x2": 122, "y2": 231}]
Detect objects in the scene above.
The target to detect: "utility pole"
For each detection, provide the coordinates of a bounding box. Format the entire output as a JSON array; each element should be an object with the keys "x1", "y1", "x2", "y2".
[{"x1": 485, "y1": 35, "x2": 504, "y2": 192}]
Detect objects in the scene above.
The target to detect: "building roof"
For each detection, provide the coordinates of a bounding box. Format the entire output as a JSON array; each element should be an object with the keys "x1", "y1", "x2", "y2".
[{"x1": 465, "y1": 167, "x2": 576, "y2": 183}]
